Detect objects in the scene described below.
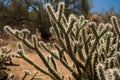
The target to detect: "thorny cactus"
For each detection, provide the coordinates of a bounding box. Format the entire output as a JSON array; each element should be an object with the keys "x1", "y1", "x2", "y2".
[
  {"x1": 95, "y1": 16, "x2": 120, "y2": 80},
  {"x1": 4, "y1": 2, "x2": 120, "y2": 80},
  {"x1": 21, "y1": 70, "x2": 43, "y2": 80},
  {"x1": 0, "y1": 47, "x2": 20, "y2": 80}
]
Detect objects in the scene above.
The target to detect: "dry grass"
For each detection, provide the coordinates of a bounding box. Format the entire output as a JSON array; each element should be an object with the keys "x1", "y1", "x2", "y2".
[{"x1": 1, "y1": 40, "x2": 74, "y2": 80}]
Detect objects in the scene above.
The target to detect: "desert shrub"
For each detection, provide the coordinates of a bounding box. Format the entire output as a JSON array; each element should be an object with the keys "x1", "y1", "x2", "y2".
[{"x1": 4, "y1": 2, "x2": 120, "y2": 80}]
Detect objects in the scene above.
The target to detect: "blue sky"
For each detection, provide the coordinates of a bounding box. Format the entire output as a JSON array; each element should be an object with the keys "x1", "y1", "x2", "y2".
[
  {"x1": 28, "y1": 0, "x2": 120, "y2": 13},
  {"x1": 91, "y1": 0, "x2": 120, "y2": 13}
]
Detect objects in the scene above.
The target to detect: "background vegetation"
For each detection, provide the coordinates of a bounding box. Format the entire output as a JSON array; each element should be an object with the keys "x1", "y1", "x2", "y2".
[{"x1": 0, "y1": 0, "x2": 92, "y2": 39}]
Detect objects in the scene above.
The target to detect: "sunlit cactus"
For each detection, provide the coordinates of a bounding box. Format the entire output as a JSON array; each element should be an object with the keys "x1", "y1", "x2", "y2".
[
  {"x1": 0, "y1": 47, "x2": 20, "y2": 80},
  {"x1": 4, "y1": 2, "x2": 120, "y2": 80},
  {"x1": 96, "y1": 63, "x2": 106, "y2": 80}
]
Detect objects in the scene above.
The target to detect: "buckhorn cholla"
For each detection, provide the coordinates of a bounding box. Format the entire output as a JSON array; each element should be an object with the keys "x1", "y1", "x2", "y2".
[{"x1": 4, "y1": 2, "x2": 120, "y2": 80}]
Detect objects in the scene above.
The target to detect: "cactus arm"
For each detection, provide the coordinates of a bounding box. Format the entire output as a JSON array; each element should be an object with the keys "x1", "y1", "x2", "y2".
[
  {"x1": 17, "y1": 44, "x2": 55, "y2": 79},
  {"x1": 57, "y1": 2, "x2": 65, "y2": 22},
  {"x1": 4, "y1": 26, "x2": 35, "y2": 49},
  {"x1": 31, "y1": 35, "x2": 63, "y2": 80},
  {"x1": 40, "y1": 41, "x2": 59, "y2": 59},
  {"x1": 111, "y1": 16, "x2": 120, "y2": 37},
  {"x1": 50, "y1": 19, "x2": 67, "y2": 51},
  {"x1": 82, "y1": 29, "x2": 89, "y2": 55},
  {"x1": 99, "y1": 24, "x2": 110, "y2": 38}
]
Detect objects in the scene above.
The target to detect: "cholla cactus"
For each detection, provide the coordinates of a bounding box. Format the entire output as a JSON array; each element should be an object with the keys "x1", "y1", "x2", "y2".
[
  {"x1": 95, "y1": 16, "x2": 120, "y2": 80},
  {"x1": 4, "y1": 2, "x2": 120, "y2": 80},
  {"x1": 0, "y1": 47, "x2": 20, "y2": 80},
  {"x1": 96, "y1": 60, "x2": 120, "y2": 80}
]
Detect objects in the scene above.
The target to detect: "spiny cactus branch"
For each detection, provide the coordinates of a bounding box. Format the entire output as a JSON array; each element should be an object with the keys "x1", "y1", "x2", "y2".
[
  {"x1": 111, "y1": 16, "x2": 120, "y2": 37},
  {"x1": 17, "y1": 43, "x2": 55, "y2": 79}
]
